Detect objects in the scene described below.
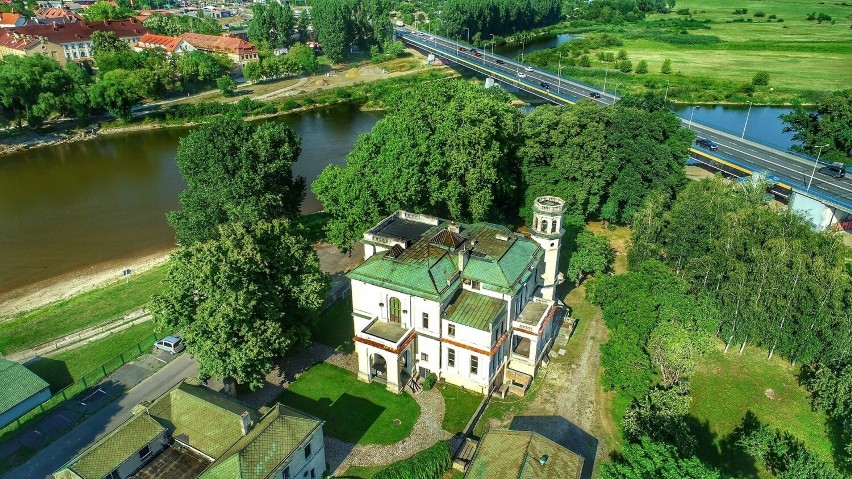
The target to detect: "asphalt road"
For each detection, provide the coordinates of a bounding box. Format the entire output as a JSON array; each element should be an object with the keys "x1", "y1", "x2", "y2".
[
  {"x1": 399, "y1": 30, "x2": 852, "y2": 210},
  {"x1": 5, "y1": 354, "x2": 197, "y2": 479}
]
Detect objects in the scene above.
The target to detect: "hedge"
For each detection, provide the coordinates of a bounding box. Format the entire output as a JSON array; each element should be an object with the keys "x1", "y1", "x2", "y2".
[{"x1": 373, "y1": 441, "x2": 452, "y2": 479}]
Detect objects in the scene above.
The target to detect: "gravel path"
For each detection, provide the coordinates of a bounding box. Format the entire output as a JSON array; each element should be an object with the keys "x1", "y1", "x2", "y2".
[{"x1": 327, "y1": 387, "x2": 452, "y2": 475}]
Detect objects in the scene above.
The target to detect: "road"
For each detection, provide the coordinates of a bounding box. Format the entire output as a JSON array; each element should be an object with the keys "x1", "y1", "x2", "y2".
[
  {"x1": 398, "y1": 29, "x2": 852, "y2": 212},
  {"x1": 5, "y1": 354, "x2": 197, "y2": 479}
]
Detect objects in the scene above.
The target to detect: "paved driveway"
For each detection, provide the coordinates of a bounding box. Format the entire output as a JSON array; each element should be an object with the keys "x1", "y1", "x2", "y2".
[{"x1": 5, "y1": 354, "x2": 197, "y2": 479}]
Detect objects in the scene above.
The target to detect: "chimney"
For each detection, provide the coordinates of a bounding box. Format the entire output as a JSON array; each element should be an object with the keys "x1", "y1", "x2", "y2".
[
  {"x1": 448, "y1": 221, "x2": 459, "y2": 234},
  {"x1": 457, "y1": 244, "x2": 468, "y2": 272},
  {"x1": 239, "y1": 411, "x2": 252, "y2": 435}
]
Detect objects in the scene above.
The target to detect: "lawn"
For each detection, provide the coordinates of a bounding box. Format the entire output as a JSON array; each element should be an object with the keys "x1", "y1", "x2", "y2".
[
  {"x1": 275, "y1": 363, "x2": 420, "y2": 445},
  {"x1": 438, "y1": 382, "x2": 483, "y2": 434},
  {"x1": 25, "y1": 321, "x2": 159, "y2": 391},
  {"x1": 0, "y1": 264, "x2": 168, "y2": 355},
  {"x1": 313, "y1": 296, "x2": 355, "y2": 353},
  {"x1": 689, "y1": 340, "x2": 833, "y2": 478}
]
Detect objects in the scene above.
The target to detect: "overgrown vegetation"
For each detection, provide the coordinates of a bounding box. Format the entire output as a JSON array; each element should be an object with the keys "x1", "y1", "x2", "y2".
[{"x1": 373, "y1": 441, "x2": 452, "y2": 479}]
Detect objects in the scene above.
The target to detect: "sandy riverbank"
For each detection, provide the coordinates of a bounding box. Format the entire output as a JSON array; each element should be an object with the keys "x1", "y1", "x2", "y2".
[{"x1": 0, "y1": 250, "x2": 173, "y2": 320}]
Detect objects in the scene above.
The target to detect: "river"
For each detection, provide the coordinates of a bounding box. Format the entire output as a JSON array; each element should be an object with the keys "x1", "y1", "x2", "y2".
[{"x1": 0, "y1": 104, "x2": 383, "y2": 294}]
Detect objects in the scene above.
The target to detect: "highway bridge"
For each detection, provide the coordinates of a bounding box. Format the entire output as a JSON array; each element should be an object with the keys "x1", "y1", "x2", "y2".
[{"x1": 397, "y1": 29, "x2": 852, "y2": 224}]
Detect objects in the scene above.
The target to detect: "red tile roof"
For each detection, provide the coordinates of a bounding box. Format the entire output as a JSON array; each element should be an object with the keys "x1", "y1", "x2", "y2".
[
  {"x1": 0, "y1": 12, "x2": 24, "y2": 26},
  {"x1": 137, "y1": 33, "x2": 183, "y2": 53},
  {"x1": 0, "y1": 30, "x2": 40, "y2": 51},
  {"x1": 180, "y1": 32, "x2": 256, "y2": 56},
  {"x1": 35, "y1": 7, "x2": 83, "y2": 20},
  {"x1": 6, "y1": 18, "x2": 149, "y2": 44}
]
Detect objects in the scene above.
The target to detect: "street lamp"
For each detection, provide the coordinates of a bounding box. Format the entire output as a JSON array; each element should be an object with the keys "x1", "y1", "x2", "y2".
[
  {"x1": 807, "y1": 144, "x2": 830, "y2": 190},
  {"x1": 741, "y1": 101, "x2": 753, "y2": 139},
  {"x1": 614, "y1": 83, "x2": 621, "y2": 96},
  {"x1": 463, "y1": 27, "x2": 470, "y2": 45},
  {"x1": 688, "y1": 106, "x2": 700, "y2": 130},
  {"x1": 490, "y1": 33, "x2": 495, "y2": 54},
  {"x1": 557, "y1": 52, "x2": 562, "y2": 93},
  {"x1": 663, "y1": 80, "x2": 670, "y2": 102},
  {"x1": 521, "y1": 35, "x2": 525, "y2": 63},
  {"x1": 603, "y1": 67, "x2": 608, "y2": 92}
]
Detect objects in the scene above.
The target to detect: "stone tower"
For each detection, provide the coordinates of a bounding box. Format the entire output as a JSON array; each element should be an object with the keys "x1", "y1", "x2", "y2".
[{"x1": 530, "y1": 196, "x2": 567, "y2": 300}]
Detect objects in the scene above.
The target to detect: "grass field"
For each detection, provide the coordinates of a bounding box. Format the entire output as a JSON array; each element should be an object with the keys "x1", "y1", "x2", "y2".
[
  {"x1": 438, "y1": 383, "x2": 483, "y2": 434},
  {"x1": 275, "y1": 363, "x2": 420, "y2": 445},
  {"x1": 0, "y1": 264, "x2": 168, "y2": 356},
  {"x1": 689, "y1": 340, "x2": 833, "y2": 478},
  {"x1": 530, "y1": 0, "x2": 852, "y2": 102},
  {"x1": 25, "y1": 321, "x2": 159, "y2": 391},
  {"x1": 313, "y1": 296, "x2": 355, "y2": 353}
]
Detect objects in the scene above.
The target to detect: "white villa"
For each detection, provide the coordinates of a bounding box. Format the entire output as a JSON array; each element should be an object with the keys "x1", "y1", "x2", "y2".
[{"x1": 348, "y1": 196, "x2": 569, "y2": 395}]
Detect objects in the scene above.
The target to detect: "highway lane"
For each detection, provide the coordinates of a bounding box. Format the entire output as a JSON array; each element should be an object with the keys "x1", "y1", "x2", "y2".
[{"x1": 399, "y1": 29, "x2": 852, "y2": 210}]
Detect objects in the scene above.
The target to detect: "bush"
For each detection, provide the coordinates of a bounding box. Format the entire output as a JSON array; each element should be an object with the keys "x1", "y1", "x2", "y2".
[
  {"x1": 733, "y1": 8, "x2": 748, "y2": 14},
  {"x1": 817, "y1": 12, "x2": 831, "y2": 22},
  {"x1": 753, "y1": 11, "x2": 765, "y2": 17},
  {"x1": 619, "y1": 60, "x2": 633, "y2": 73},
  {"x1": 768, "y1": 14, "x2": 777, "y2": 19},
  {"x1": 579, "y1": 55, "x2": 592, "y2": 67},
  {"x1": 617, "y1": 49, "x2": 628, "y2": 60},
  {"x1": 752, "y1": 71, "x2": 769, "y2": 85},
  {"x1": 636, "y1": 60, "x2": 649, "y2": 74},
  {"x1": 216, "y1": 75, "x2": 237, "y2": 97},
  {"x1": 423, "y1": 372, "x2": 437, "y2": 390},
  {"x1": 373, "y1": 441, "x2": 452, "y2": 479},
  {"x1": 676, "y1": 8, "x2": 690, "y2": 15},
  {"x1": 660, "y1": 58, "x2": 672, "y2": 74}
]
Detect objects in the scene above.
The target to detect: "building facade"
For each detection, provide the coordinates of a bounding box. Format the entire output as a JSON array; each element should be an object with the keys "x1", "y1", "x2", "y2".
[
  {"x1": 348, "y1": 196, "x2": 568, "y2": 395},
  {"x1": 0, "y1": 358, "x2": 51, "y2": 429},
  {"x1": 2, "y1": 19, "x2": 149, "y2": 64}
]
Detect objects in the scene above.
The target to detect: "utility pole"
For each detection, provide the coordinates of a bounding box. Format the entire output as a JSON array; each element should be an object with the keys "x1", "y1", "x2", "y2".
[
  {"x1": 807, "y1": 144, "x2": 830, "y2": 190},
  {"x1": 741, "y1": 101, "x2": 753, "y2": 139}
]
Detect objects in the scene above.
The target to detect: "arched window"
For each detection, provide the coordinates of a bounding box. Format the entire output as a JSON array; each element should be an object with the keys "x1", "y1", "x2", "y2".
[
  {"x1": 534, "y1": 217, "x2": 538, "y2": 231},
  {"x1": 551, "y1": 219, "x2": 557, "y2": 233},
  {"x1": 389, "y1": 297, "x2": 401, "y2": 324},
  {"x1": 541, "y1": 220, "x2": 548, "y2": 233}
]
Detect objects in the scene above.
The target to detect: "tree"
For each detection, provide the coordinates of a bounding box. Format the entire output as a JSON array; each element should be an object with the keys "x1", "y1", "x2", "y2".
[
  {"x1": 91, "y1": 31, "x2": 139, "y2": 72},
  {"x1": 248, "y1": 1, "x2": 296, "y2": 50},
  {"x1": 244, "y1": 60, "x2": 263, "y2": 82},
  {"x1": 623, "y1": 386, "x2": 696, "y2": 454},
  {"x1": 600, "y1": 436, "x2": 721, "y2": 479},
  {"x1": 217, "y1": 75, "x2": 237, "y2": 97},
  {"x1": 287, "y1": 43, "x2": 320, "y2": 74},
  {"x1": 311, "y1": 0, "x2": 351, "y2": 63},
  {"x1": 85, "y1": 0, "x2": 135, "y2": 21},
  {"x1": 313, "y1": 80, "x2": 523, "y2": 251},
  {"x1": 799, "y1": 360, "x2": 852, "y2": 470},
  {"x1": 579, "y1": 54, "x2": 592, "y2": 67},
  {"x1": 636, "y1": 59, "x2": 649, "y2": 74},
  {"x1": 752, "y1": 71, "x2": 770, "y2": 85},
  {"x1": 150, "y1": 219, "x2": 328, "y2": 389},
  {"x1": 177, "y1": 51, "x2": 233, "y2": 84},
  {"x1": 88, "y1": 69, "x2": 150, "y2": 121},
  {"x1": 647, "y1": 320, "x2": 703, "y2": 387},
  {"x1": 168, "y1": 116, "x2": 306, "y2": 245},
  {"x1": 619, "y1": 60, "x2": 633, "y2": 73},
  {"x1": 144, "y1": 12, "x2": 222, "y2": 36},
  {"x1": 617, "y1": 49, "x2": 628, "y2": 60},
  {"x1": 780, "y1": 89, "x2": 852, "y2": 164},
  {"x1": 661, "y1": 58, "x2": 672, "y2": 74},
  {"x1": 0, "y1": 54, "x2": 76, "y2": 126},
  {"x1": 566, "y1": 230, "x2": 613, "y2": 286}
]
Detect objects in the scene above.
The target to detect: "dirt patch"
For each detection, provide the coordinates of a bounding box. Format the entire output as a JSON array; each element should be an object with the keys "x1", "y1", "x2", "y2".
[{"x1": 764, "y1": 388, "x2": 777, "y2": 400}]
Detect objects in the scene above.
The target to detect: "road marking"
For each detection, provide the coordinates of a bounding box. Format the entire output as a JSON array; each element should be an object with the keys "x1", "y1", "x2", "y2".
[
  {"x1": 79, "y1": 388, "x2": 104, "y2": 406},
  {"x1": 153, "y1": 356, "x2": 167, "y2": 364}
]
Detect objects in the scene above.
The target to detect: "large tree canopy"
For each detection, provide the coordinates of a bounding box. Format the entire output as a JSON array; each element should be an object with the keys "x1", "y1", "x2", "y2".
[
  {"x1": 311, "y1": 0, "x2": 391, "y2": 63},
  {"x1": 168, "y1": 116, "x2": 306, "y2": 246},
  {"x1": 520, "y1": 101, "x2": 691, "y2": 224},
  {"x1": 313, "y1": 80, "x2": 523, "y2": 250},
  {"x1": 151, "y1": 220, "x2": 328, "y2": 389},
  {"x1": 0, "y1": 54, "x2": 77, "y2": 126},
  {"x1": 781, "y1": 89, "x2": 852, "y2": 165},
  {"x1": 248, "y1": 1, "x2": 296, "y2": 50},
  {"x1": 442, "y1": 0, "x2": 562, "y2": 40}
]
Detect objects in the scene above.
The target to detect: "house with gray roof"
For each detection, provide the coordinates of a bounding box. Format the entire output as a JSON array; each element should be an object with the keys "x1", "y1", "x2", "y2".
[
  {"x1": 54, "y1": 381, "x2": 325, "y2": 479},
  {"x1": 0, "y1": 357, "x2": 51, "y2": 429},
  {"x1": 465, "y1": 429, "x2": 583, "y2": 479},
  {"x1": 347, "y1": 196, "x2": 569, "y2": 395}
]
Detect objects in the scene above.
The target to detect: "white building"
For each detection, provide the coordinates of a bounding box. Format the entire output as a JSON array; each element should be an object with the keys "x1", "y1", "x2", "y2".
[{"x1": 348, "y1": 196, "x2": 569, "y2": 395}]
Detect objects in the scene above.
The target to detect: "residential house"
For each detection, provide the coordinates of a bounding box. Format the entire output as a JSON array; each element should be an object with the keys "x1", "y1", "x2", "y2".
[
  {"x1": 0, "y1": 30, "x2": 65, "y2": 61},
  {"x1": 348, "y1": 196, "x2": 568, "y2": 395},
  {"x1": 135, "y1": 32, "x2": 194, "y2": 54},
  {"x1": 33, "y1": 6, "x2": 83, "y2": 24},
  {"x1": 0, "y1": 12, "x2": 26, "y2": 28},
  {"x1": 464, "y1": 429, "x2": 583, "y2": 479},
  {"x1": 54, "y1": 380, "x2": 326, "y2": 479},
  {"x1": 179, "y1": 32, "x2": 258, "y2": 64},
  {"x1": 3, "y1": 18, "x2": 149, "y2": 64},
  {"x1": 0, "y1": 358, "x2": 51, "y2": 429}
]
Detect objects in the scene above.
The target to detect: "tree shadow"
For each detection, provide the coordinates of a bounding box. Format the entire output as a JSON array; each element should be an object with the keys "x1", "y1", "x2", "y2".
[
  {"x1": 686, "y1": 413, "x2": 760, "y2": 479},
  {"x1": 275, "y1": 390, "x2": 384, "y2": 444},
  {"x1": 509, "y1": 415, "x2": 598, "y2": 479}
]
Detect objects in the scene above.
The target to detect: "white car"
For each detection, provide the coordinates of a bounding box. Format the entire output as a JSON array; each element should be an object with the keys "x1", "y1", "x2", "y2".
[
  {"x1": 154, "y1": 335, "x2": 185, "y2": 354},
  {"x1": 518, "y1": 72, "x2": 527, "y2": 78},
  {"x1": 525, "y1": 66, "x2": 534, "y2": 72}
]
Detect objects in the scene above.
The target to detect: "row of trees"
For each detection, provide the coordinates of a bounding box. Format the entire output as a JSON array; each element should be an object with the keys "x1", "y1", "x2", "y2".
[
  {"x1": 630, "y1": 177, "x2": 851, "y2": 366},
  {"x1": 152, "y1": 116, "x2": 327, "y2": 388},
  {"x1": 0, "y1": 55, "x2": 90, "y2": 127},
  {"x1": 312, "y1": 0, "x2": 393, "y2": 63},
  {"x1": 243, "y1": 43, "x2": 321, "y2": 82},
  {"x1": 143, "y1": 12, "x2": 223, "y2": 36},
  {"x1": 441, "y1": 0, "x2": 562, "y2": 39},
  {"x1": 780, "y1": 89, "x2": 852, "y2": 165},
  {"x1": 313, "y1": 81, "x2": 692, "y2": 252}
]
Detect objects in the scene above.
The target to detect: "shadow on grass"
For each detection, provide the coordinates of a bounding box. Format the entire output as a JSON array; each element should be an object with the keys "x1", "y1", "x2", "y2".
[
  {"x1": 276, "y1": 389, "x2": 384, "y2": 444},
  {"x1": 686, "y1": 414, "x2": 759, "y2": 479},
  {"x1": 509, "y1": 415, "x2": 598, "y2": 479},
  {"x1": 25, "y1": 357, "x2": 73, "y2": 392}
]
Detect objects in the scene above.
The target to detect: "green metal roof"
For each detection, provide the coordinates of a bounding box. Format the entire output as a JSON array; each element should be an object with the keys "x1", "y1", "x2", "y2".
[
  {"x1": 462, "y1": 227, "x2": 542, "y2": 294},
  {"x1": 68, "y1": 414, "x2": 166, "y2": 479},
  {"x1": 0, "y1": 358, "x2": 49, "y2": 416},
  {"x1": 348, "y1": 248, "x2": 459, "y2": 302},
  {"x1": 444, "y1": 290, "x2": 506, "y2": 332},
  {"x1": 148, "y1": 383, "x2": 260, "y2": 459},
  {"x1": 201, "y1": 404, "x2": 321, "y2": 479},
  {"x1": 465, "y1": 430, "x2": 583, "y2": 479}
]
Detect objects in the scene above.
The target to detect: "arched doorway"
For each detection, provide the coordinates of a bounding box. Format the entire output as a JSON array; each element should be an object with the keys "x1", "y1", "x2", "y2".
[{"x1": 370, "y1": 353, "x2": 387, "y2": 380}]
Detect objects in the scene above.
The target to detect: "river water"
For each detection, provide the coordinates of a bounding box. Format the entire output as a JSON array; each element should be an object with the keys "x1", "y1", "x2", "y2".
[
  {"x1": 0, "y1": 104, "x2": 383, "y2": 294},
  {"x1": 0, "y1": 99, "x2": 806, "y2": 295}
]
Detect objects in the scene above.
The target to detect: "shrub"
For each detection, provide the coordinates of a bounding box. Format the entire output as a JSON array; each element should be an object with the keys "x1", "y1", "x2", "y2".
[
  {"x1": 733, "y1": 8, "x2": 748, "y2": 14},
  {"x1": 740, "y1": 82, "x2": 755, "y2": 94},
  {"x1": 579, "y1": 55, "x2": 592, "y2": 67},
  {"x1": 768, "y1": 14, "x2": 777, "y2": 19},
  {"x1": 373, "y1": 441, "x2": 452, "y2": 479},
  {"x1": 753, "y1": 11, "x2": 765, "y2": 17},
  {"x1": 619, "y1": 60, "x2": 633, "y2": 73},
  {"x1": 660, "y1": 58, "x2": 672, "y2": 74},
  {"x1": 617, "y1": 49, "x2": 628, "y2": 60},
  {"x1": 423, "y1": 372, "x2": 437, "y2": 390},
  {"x1": 636, "y1": 60, "x2": 649, "y2": 74},
  {"x1": 676, "y1": 8, "x2": 690, "y2": 15},
  {"x1": 752, "y1": 71, "x2": 769, "y2": 85},
  {"x1": 817, "y1": 12, "x2": 831, "y2": 22},
  {"x1": 604, "y1": 52, "x2": 616, "y2": 62},
  {"x1": 216, "y1": 75, "x2": 237, "y2": 97}
]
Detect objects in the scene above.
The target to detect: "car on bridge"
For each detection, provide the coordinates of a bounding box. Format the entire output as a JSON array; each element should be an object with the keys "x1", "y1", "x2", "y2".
[
  {"x1": 696, "y1": 138, "x2": 718, "y2": 151},
  {"x1": 525, "y1": 66, "x2": 533, "y2": 72},
  {"x1": 474, "y1": 51, "x2": 482, "y2": 57},
  {"x1": 459, "y1": 46, "x2": 467, "y2": 52},
  {"x1": 589, "y1": 92, "x2": 601, "y2": 99},
  {"x1": 540, "y1": 82, "x2": 550, "y2": 90},
  {"x1": 518, "y1": 72, "x2": 527, "y2": 78},
  {"x1": 496, "y1": 59, "x2": 505, "y2": 65},
  {"x1": 819, "y1": 163, "x2": 846, "y2": 179}
]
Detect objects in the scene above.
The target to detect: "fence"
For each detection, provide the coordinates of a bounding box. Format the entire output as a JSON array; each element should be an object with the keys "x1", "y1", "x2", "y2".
[{"x1": 0, "y1": 333, "x2": 158, "y2": 442}]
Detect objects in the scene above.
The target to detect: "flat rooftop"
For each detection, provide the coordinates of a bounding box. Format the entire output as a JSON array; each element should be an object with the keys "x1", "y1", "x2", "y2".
[
  {"x1": 129, "y1": 444, "x2": 211, "y2": 479},
  {"x1": 364, "y1": 321, "x2": 409, "y2": 343},
  {"x1": 369, "y1": 216, "x2": 436, "y2": 243},
  {"x1": 515, "y1": 301, "x2": 549, "y2": 327}
]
